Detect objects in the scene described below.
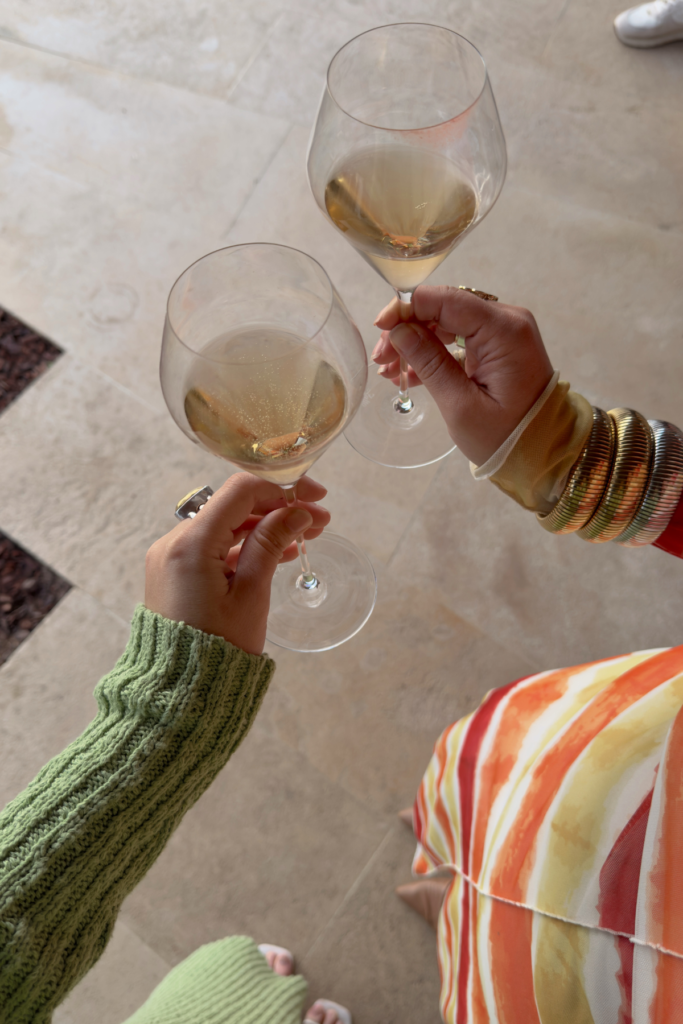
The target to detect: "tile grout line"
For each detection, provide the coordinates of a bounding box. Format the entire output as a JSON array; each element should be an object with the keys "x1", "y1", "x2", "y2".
[
  {"x1": 88, "y1": 360, "x2": 162, "y2": 416},
  {"x1": 301, "y1": 827, "x2": 395, "y2": 962},
  {"x1": 386, "y1": 460, "x2": 449, "y2": 575},
  {"x1": 539, "y1": 0, "x2": 574, "y2": 63},
  {"x1": 0, "y1": 29, "x2": 285, "y2": 119},
  {"x1": 116, "y1": 914, "x2": 174, "y2": 974},
  {"x1": 221, "y1": 122, "x2": 295, "y2": 241},
  {"x1": 385, "y1": 461, "x2": 545, "y2": 676},
  {"x1": 505, "y1": 179, "x2": 683, "y2": 238},
  {"x1": 223, "y1": 10, "x2": 286, "y2": 103}
]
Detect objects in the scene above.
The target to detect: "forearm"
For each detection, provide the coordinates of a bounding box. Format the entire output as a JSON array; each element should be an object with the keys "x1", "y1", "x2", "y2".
[
  {"x1": 474, "y1": 381, "x2": 683, "y2": 552},
  {"x1": 0, "y1": 606, "x2": 274, "y2": 1023}
]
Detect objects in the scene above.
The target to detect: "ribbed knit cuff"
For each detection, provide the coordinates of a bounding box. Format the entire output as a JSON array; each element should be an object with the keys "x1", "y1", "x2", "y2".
[
  {"x1": 0, "y1": 608, "x2": 275, "y2": 1024},
  {"x1": 119, "y1": 605, "x2": 275, "y2": 693},
  {"x1": 123, "y1": 936, "x2": 307, "y2": 1024}
]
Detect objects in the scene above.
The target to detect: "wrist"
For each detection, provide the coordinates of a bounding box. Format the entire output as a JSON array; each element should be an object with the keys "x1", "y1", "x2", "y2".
[{"x1": 472, "y1": 375, "x2": 594, "y2": 514}]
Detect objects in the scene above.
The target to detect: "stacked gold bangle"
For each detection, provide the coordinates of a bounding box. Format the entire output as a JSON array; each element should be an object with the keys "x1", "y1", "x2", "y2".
[
  {"x1": 537, "y1": 408, "x2": 683, "y2": 546},
  {"x1": 537, "y1": 408, "x2": 614, "y2": 535},
  {"x1": 618, "y1": 420, "x2": 683, "y2": 546}
]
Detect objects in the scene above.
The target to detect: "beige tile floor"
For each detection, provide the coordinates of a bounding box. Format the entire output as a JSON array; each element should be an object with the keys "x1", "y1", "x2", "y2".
[{"x1": 0, "y1": 1, "x2": 681, "y2": 1021}]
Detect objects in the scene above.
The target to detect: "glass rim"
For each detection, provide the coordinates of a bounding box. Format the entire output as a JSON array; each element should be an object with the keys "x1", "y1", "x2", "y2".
[
  {"x1": 164, "y1": 242, "x2": 336, "y2": 364},
  {"x1": 326, "y1": 22, "x2": 489, "y2": 132}
]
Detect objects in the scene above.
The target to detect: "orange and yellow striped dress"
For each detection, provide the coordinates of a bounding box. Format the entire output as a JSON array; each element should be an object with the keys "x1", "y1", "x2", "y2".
[{"x1": 413, "y1": 647, "x2": 683, "y2": 1023}]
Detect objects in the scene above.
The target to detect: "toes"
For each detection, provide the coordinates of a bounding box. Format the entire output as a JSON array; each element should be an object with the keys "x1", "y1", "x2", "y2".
[
  {"x1": 274, "y1": 951, "x2": 294, "y2": 976},
  {"x1": 306, "y1": 1005, "x2": 339, "y2": 1024},
  {"x1": 265, "y1": 950, "x2": 277, "y2": 970},
  {"x1": 398, "y1": 807, "x2": 414, "y2": 829}
]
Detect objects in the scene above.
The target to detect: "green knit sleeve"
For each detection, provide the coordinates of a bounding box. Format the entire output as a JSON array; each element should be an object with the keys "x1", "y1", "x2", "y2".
[{"x1": 0, "y1": 605, "x2": 275, "y2": 1024}]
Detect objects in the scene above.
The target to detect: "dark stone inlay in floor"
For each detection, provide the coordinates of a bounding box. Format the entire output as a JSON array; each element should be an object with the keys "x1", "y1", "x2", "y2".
[
  {"x1": 0, "y1": 308, "x2": 63, "y2": 415},
  {"x1": 0, "y1": 533, "x2": 71, "y2": 668}
]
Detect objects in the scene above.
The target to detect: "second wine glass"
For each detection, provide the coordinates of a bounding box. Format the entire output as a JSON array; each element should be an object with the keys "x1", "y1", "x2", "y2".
[
  {"x1": 307, "y1": 22, "x2": 507, "y2": 468},
  {"x1": 160, "y1": 243, "x2": 376, "y2": 652}
]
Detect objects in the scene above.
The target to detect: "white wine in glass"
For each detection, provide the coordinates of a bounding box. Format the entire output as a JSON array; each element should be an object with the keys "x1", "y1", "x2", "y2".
[
  {"x1": 308, "y1": 23, "x2": 507, "y2": 469},
  {"x1": 325, "y1": 146, "x2": 478, "y2": 293},
  {"x1": 161, "y1": 244, "x2": 376, "y2": 653},
  {"x1": 184, "y1": 327, "x2": 347, "y2": 486}
]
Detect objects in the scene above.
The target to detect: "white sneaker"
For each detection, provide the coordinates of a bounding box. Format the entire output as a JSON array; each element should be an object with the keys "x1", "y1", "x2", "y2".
[{"x1": 614, "y1": 0, "x2": 683, "y2": 46}]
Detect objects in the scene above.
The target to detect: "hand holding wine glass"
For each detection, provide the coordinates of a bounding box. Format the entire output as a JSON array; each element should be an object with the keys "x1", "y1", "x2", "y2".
[
  {"x1": 145, "y1": 473, "x2": 330, "y2": 655},
  {"x1": 372, "y1": 285, "x2": 554, "y2": 465}
]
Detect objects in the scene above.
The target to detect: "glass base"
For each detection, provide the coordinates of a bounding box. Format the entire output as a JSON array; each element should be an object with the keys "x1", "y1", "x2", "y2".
[
  {"x1": 344, "y1": 367, "x2": 457, "y2": 468},
  {"x1": 266, "y1": 532, "x2": 377, "y2": 652}
]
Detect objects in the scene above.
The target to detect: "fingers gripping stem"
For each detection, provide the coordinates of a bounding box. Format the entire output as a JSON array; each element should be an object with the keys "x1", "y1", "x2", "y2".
[{"x1": 282, "y1": 485, "x2": 318, "y2": 589}]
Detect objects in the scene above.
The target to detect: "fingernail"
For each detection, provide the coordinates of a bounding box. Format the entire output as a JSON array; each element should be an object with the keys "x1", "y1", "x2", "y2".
[
  {"x1": 371, "y1": 338, "x2": 383, "y2": 359},
  {"x1": 389, "y1": 322, "x2": 419, "y2": 349},
  {"x1": 373, "y1": 300, "x2": 394, "y2": 326},
  {"x1": 285, "y1": 508, "x2": 312, "y2": 533}
]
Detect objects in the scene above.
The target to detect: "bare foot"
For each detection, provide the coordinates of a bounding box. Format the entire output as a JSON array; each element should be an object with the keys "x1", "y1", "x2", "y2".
[
  {"x1": 396, "y1": 877, "x2": 450, "y2": 930},
  {"x1": 264, "y1": 949, "x2": 294, "y2": 976},
  {"x1": 262, "y1": 947, "x2": 348, "y2": 1022},
  {"x1": 398, "y1": 807, "x2": 414, "y2": 829},
  {"x1": 304, "y1": 1003, "x2": 344, "y2": 1024}
]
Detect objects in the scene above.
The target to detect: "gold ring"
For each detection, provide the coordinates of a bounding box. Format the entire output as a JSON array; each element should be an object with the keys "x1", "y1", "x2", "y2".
[
  {"x1": 537, "y1": 407, "x2": 615, "y2": 534},
  {"x1": 455, "y1": 288, "x2": 499, "y2": 346},
  {"x1": 458, "y1": 286, "x2": 499, "y2": 302},
  {"x1": 578, "y1": 409, "x2": 654, "y2": 543}
]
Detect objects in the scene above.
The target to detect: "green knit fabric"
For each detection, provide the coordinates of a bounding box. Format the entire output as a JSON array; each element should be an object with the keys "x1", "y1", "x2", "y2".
[
  {"x1": 123, "y1": 937, "x2": 307, "y2": 1024},
  {"x1": 0, "y1": 607, "x2": 275, "y2": 1024}
]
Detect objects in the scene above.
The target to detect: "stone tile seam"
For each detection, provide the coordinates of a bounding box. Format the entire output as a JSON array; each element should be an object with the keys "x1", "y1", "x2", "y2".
[
  {"x1": 300, "y1": 827, "x2": 395, "y2": 962},
  {"x1": 222, "y1": 121, "x2": 296, "y2": 242},
  {"x1": 86, "y1": 358, "x2": 162, "y2": 416},
  {"x1": 112, "y1": 913, "x2": 175, "y2": 976},
  {"x1": 507, "y1": 180, "x2": 683, "y2": 238},
  {"x1": 0, "y1": 587, "x2": 92, "y2": 678},
  {"x1": 386, "y1": 525, "x2": 543, "y2": 675},
  {"x1": 538, "y1": 0, "x2": 575, "y2": 62},
  {"x1": 385, "y1": 464, "x2": 451, "y2": 576},
  {"x1": 0, "y1": 345, "x2": 68, "y2": 429},
  {"x1": 0, "y1": 527, "x2": 73, "y2": 594},
  {"x1": 223, "y1": 9, "x2": 288, "y2": 104},
  {"x1": 0, "y1": 31, "x2": 286, "y2": 123},
  {"x1": 0, "y1": 145, "x2": 91, "y2": 193}
]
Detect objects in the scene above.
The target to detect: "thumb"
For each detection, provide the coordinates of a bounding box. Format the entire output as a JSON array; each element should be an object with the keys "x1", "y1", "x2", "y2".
[
  {"x1": 389, "y1": 322, "x2": 469, "y2": 415},
  {"x1": 232, "y1": 505, "x2": 313, "y2": 603}
]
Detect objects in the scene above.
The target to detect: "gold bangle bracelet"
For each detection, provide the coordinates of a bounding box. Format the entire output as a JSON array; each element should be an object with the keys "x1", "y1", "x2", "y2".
[
  {"x1": 617, "y1": 421, "x2": 683, "y2": 547},
  {"x1": 536, "y1": 407, "x2": 615, "y2": 535},
  {"x1": 578, "y1": 408, "x2": 654, "y2": 543}
]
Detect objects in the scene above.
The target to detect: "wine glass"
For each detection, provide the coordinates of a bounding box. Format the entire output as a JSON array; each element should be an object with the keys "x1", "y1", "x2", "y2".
[
  {"x1": 307, "y1": 23, "x2": 507, "y2": 469},
  {"x1": 160, "y1": 243, "x2": 377, "y2": 653}
]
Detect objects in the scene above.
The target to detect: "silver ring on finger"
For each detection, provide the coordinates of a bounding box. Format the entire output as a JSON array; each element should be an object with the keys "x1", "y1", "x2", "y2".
[{"x1": 175, "y1": 485, "x2": 214, "y2": 520}]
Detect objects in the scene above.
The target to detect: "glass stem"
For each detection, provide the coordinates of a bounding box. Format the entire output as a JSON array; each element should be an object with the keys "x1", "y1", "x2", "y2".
[
  {"x1": 282, "y1": 484, "x2": 318, "y2": 590},
  {"x1": 395, "y1": 289, "x2": 414, "y2": 413}
]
